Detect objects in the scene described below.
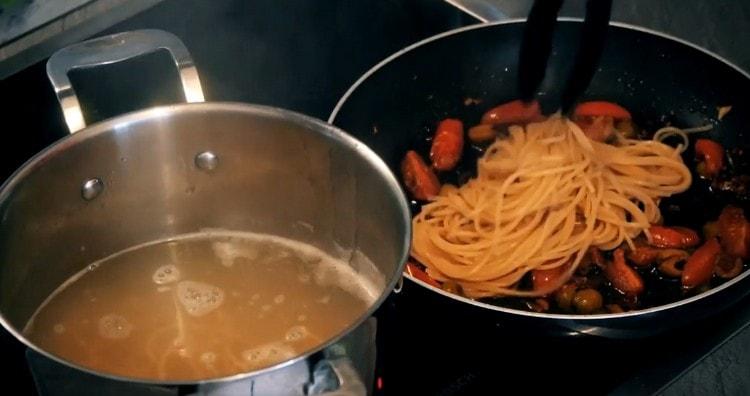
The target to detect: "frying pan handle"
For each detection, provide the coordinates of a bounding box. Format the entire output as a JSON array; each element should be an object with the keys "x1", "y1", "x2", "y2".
[{"x1": 46, "y1": 29, "x2": 205, "y2": 134}]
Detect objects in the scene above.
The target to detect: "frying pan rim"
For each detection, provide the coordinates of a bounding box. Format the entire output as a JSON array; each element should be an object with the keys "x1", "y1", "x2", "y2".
[
  {"x1": 328, "y1": 18, "x2": 750, "y2": 321},
  {"x1": 0, "y1": 102, "x2": 412, "y2": 385}
]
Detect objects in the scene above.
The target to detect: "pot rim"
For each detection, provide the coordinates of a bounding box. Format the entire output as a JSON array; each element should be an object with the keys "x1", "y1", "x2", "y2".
[
  {"x1": 328, "y1": 18, "x2": 750, "y2": 322},
  {"x1": 0, "y1": 102, "x2": 411, "y2": 385}
]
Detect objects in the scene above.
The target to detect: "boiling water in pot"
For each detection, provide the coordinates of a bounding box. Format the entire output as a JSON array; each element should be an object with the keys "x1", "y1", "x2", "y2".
[{"x1": 22, "y1": 231, "x2": 381, "y2": 381}]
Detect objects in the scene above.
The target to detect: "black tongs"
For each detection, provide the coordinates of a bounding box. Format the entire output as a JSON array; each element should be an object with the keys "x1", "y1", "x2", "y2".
[{"x1": 518, "y1": 0, "x2": 614, "y2": 114}]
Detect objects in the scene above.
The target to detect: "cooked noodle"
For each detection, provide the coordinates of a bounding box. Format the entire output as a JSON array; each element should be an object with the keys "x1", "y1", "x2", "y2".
[
  {"x1": 653, "y1": 124, "x2": 713, "y2": 153},
  {"x1": 411, "y1": 116, "x2": 692, "y2": 298}
]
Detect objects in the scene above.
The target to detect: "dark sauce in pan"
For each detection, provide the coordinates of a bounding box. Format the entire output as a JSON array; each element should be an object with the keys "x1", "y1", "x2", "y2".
[{"x1": 407, "y1": 114, "x2": 750, "y2": 315}]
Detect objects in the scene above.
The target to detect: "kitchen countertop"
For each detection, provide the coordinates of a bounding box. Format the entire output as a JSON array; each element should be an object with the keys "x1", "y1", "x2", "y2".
[
  {"x1": 0, "y1": 0, "x2": 91, "y2": 45},
  {"x1": 0, "y1": 1, "x2": 749, "y2": 394},
  {"x1": 0, "y1": 0, "x2": 163, "y2": 79}
]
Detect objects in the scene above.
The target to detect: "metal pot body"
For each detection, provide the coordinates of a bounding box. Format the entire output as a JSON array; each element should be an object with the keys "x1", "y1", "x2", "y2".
[
  {"x1": 330, "y1": 20, "x2": 750, "y2": 338},
  {"x1": 0, "y1": 30, "x2": 410, "y2": 392}
]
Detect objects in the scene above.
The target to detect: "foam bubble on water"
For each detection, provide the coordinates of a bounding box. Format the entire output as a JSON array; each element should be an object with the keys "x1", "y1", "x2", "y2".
[
  {"x1": 178, "y1": 348, "x2": 190, "y2": 358},
  {"x1": 98, "y1": 314, "x2": 133, "y2": 339},
  {"x1": 199, "y1": 229, "x2": 385, "y2": 304},
  {"x1": 152, "y1": 264, "x2": 180, "y2": 285},
  {"x1": 303, "y1": 254, "x2": 322, "y2": 265},
  {"x1": 200, "y1": 351, "x2": 217, "y2": 367},
  {"x1": 241, "y1": 342, "x2": 296, "y2": 366},
  {"x1": 316, "y1": 295, "x2": 330, "y2": 304},
  {"x1": 263, "y1": 248, "x2": 291, "y2": 264},
  {"x1": 294, "y1": 221, "x2": 314, "y2": 233},
  {"x1": 297, "y1": 315, "x2": 306, "y2": 322},
  {"x1": 285, "y1": 325, "x2": 307, "y2": 342},
  {"x1": 308, "y1": 251, "x2": 383, "y2": 305},
  {"x1": 273, "y1": 294, "x2": 285, "y2": 304},
  {"x1": 157, "y1": 286, "x2": 171, "y2": 293},
  {"x1": 212, "y1": 241, "x2": 237, "y2": 268},
  {"x1": 53, "y1": 324, "x2": 65, "y2": 334},
  {"x1": 212, "y1": 240, "x2": 258, "y2": 268},
  {"x1": 261, "y1": 304, "x2": 271, "y2": 312},
  {"x1": 176, "y1": 280, "x2": 225, "y2": 317}
]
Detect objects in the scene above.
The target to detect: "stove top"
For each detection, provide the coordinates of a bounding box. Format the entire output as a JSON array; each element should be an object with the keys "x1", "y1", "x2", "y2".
[
  {"x1": 1, "y1": 0, "x2": 749, "y2": 394},
  {"x1": 372, "y1": 281, "x2": 750, "y2": 395}
]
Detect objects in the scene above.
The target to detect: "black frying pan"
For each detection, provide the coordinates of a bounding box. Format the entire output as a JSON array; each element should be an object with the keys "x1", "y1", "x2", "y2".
[{"x1": 329, "y1": 19, "x2": 750, "y2": 338}]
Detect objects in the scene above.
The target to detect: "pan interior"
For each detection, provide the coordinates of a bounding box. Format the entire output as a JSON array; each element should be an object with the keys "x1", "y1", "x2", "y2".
[{"x1": 330, "y1": 20, "x2": 750, "y2": 322}]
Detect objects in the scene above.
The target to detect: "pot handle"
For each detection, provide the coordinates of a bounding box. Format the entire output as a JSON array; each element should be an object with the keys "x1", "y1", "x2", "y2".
[
  {"x1": 307, "y1": 357, "x2": 368, "y2": 396},
  {"x1": 46, "y1": 29, "x2": 205, "y2": 134}
]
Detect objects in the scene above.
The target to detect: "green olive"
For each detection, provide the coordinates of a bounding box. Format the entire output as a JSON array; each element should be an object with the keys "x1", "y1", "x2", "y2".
[
  {"x1": 703, "y1": 221, "x2": 719, "y2": 240},
  {"x1": 554, "y1": 283, "x2": 578, "y2": 312},
  {"x1": 468, "y1": 124, "x2": 497, "y2": 143},
  {"x1": 606, "y1": 304, "x2": 624, "y2": 314},
  {"x1": 715, "y1": 257, "x2": 743, "y2": 279},
  {"x1": 573, "y1": 288, "x2": 604, "y2": 314},
  {"x1": 658, "y1": 257, "x2": 684, "y2": 278}
]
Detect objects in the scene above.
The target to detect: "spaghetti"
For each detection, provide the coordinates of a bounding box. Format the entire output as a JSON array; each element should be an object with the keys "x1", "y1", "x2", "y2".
[{"x1": 411, "y1": 116, "x2": 692, "y2": 298}]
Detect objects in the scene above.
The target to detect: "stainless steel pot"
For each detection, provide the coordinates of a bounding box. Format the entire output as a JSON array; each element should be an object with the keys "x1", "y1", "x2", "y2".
[{"x1": 0, "y1": 29, "x2": 410, "y2": 394}]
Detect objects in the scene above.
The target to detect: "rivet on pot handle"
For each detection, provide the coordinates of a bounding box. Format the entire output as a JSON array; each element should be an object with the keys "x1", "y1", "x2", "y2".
[{"x1": 46, "y1": 29, "x2": 205, "y2": 134}]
